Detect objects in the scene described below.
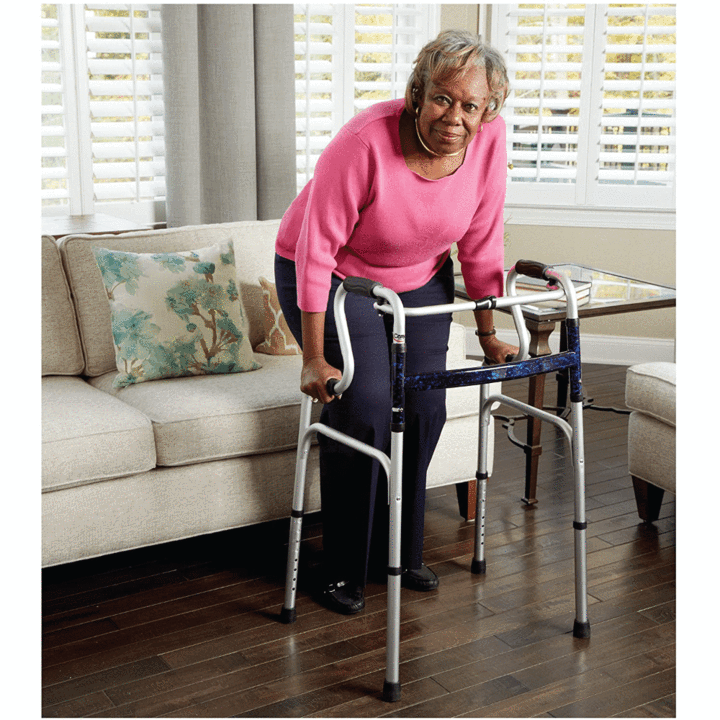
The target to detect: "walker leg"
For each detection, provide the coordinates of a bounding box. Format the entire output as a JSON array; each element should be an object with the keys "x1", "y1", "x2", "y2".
[
  {"x1": 472, "y1": 384, "x2": 491, "y2": 574},
  {"x1": 383, "y1": 430, "x2": 403, "y2": 702},
  {"x1": 281, "y1": 395, "x2": 314, "y2": 624},
  {"x1": 570, "y1": 398, "x2": 590, "y2": 639},
  {"x1": 281, "y1": 511, "x2": 303, "y2": 625},
  {"x1": 471, "y1": 478, "x2": 487, "y2": 575}
]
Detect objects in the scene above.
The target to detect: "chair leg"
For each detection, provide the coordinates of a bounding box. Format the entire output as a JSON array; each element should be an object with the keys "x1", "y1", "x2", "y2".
[{"x1": 631, "y1": 476, "x2": 665, "y2": 523}]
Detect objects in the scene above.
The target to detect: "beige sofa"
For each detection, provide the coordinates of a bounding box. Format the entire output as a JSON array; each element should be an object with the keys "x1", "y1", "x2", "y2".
[{"x1": 41, "y1": 219, "x2": 495, "y2": 567}]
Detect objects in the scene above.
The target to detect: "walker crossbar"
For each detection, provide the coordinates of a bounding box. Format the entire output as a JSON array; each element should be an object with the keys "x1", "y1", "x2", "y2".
[
  {"x1": 404, "y1": 350, "x2": 580, "y2": 392},
  {"x1": 281, "y1": 260, "x2": 590, "y2": 703}
]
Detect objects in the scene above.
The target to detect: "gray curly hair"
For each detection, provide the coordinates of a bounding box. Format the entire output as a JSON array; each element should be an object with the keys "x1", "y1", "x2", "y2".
[{"x1": 405, "y1": 30, "x2": 509, "y2": 119}]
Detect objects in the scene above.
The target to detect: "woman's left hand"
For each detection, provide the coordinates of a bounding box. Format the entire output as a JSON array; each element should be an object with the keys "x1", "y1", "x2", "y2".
[{"x1": 479, "y1": 334, "x2": 519, "y2": 365}]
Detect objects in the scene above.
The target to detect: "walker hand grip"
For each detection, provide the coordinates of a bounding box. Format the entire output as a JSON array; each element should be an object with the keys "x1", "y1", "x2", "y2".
[
  {"x1": 326, "y1": 379, "x2": 338, "y2": 396},
  {"x1": 515, "y1": 260, "x2": 553, "y2": 283},
  {"x1": 343, "y1": 276, "x2": 384, "y2": 298}
]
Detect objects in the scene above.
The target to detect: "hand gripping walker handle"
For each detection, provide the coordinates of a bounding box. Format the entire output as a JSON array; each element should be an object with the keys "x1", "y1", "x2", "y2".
[{"x1": 514, "y1": 259, "x2": 555, "y2": 284}]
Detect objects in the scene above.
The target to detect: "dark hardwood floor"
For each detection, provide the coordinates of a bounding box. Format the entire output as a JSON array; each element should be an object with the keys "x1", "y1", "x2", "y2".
[{"x1": 42, "y1": 364, "x2": 676, "y2": 718}]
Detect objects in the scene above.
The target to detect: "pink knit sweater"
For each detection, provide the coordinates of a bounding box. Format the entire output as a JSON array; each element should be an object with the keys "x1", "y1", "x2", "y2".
[{"x1": 276, "y1": 99, "x2": 507, "y2": 313}]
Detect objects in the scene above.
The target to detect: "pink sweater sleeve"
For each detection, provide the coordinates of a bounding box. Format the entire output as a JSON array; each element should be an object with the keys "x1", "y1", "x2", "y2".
[
  {"x1": 456, "y1": 119, "x2": 507, "y2": 300},
  {"x1": 294, "y1": 129, "x2": 374, "y2": 312}
]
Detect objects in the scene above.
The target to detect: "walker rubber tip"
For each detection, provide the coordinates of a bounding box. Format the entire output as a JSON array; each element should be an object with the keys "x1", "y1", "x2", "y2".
[
  {"x1": 471, "y1": 558, "x2": 486, "y2": 575},
  {"x1": 280, "y1": 606, "x2": 297, "y2": 624},
  {"x1": 573, "y1": 619, "x2": 591, "y2": 639},
  {"x1": 383, "y1": 680, "x2": 401, "y2": 702}
]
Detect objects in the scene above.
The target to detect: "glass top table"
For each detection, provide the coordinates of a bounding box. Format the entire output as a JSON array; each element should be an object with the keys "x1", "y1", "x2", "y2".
[
  {"x1": 455, "y1": 263, "x2": 676, "y2": 323},
  {"x1": 455, "y1": 263, "x2": 676, "y2": 507}
]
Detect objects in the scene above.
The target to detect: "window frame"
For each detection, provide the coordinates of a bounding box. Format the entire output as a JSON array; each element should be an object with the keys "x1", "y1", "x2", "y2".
[{"x1": 490, "y1": 3, "x2": 676, "y2": 230}]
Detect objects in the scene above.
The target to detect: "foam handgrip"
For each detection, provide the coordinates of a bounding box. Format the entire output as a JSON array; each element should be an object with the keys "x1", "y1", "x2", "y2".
[
  {"x1": 343, "y1": 276, "x2": 384, "y2": 298},
  {"x1": 514, "y1": 259, "x2": 552, "y2": 282},
  {"x1": 326, "y1": 379, "x2": 338, "y2": 396}
]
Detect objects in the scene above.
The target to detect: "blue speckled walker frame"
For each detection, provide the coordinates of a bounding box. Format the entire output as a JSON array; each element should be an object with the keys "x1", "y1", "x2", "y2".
[{"x1": 280, "y1": 260, "x2": 590, "y2": 703}]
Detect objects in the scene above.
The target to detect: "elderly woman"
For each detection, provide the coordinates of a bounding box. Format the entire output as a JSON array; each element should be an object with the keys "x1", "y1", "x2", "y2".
[{"x1": 275, "y1": 30, "x2": 517, "y2": 615}]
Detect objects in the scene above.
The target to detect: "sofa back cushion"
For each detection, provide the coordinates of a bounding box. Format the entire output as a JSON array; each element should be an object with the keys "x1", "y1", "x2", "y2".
[
  {"x1": 60, "y1": 219, "x2": 281, "y2": 377},
  {"x1": 42, "y1": 235, "x2": 85, "y2": 376}
]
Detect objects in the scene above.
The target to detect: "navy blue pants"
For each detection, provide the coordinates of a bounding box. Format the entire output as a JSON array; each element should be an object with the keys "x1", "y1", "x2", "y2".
[{"x1": 275, "y1": 254, "x2": 455, "y2": 586}]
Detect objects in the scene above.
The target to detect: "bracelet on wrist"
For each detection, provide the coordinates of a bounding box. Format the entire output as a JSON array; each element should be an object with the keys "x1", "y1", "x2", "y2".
[{"x1": 475, "y1": 328, "x2": 496, "y2": 338}]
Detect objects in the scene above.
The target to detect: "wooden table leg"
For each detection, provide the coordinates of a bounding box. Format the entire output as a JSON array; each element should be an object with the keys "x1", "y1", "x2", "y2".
[
  {"x1": 455, "y1": 481, "x2": 477, "y2": 521},
  {"x1": 522, "y1": 318, "x2": 557, "y2": 505}
]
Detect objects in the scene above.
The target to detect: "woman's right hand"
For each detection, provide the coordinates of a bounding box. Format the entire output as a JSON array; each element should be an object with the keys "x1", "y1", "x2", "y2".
[{"x1": 301, "y1": 356, "x2": 342, "y2": 404}]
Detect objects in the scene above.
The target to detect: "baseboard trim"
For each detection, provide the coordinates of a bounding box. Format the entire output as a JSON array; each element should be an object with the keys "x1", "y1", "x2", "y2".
[{"x1": 465, "y1": 327, "x2": 675, "y2": 366}]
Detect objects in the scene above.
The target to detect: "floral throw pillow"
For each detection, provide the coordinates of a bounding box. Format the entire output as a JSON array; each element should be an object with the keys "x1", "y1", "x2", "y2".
[
  {"x1": 92, "y1": 242, "x2": 260, "y2": 388},
  {"x1": 255, "y1": 277, "x2": 301, "y2": 356}
]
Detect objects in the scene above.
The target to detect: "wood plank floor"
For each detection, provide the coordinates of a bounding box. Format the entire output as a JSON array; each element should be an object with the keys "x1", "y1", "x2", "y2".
[{"x1": 42, "y1": 364, "x2": 676, "y2": 718}]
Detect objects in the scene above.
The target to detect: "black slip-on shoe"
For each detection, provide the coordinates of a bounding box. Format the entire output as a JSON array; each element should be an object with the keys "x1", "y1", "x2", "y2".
[
  {"x1": 401, "y1": 564, "x2": 439, "y2": 591},
  {"x1": 318, "y1": 580, "x2": 365, "y2": 615}
]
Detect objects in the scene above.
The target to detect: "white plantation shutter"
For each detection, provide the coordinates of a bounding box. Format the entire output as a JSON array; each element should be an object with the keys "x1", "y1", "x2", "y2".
[
  {"x1": 499, "y1": 5, "x2": 589, "y2": 205},
  {"x1": 42, "y1": 4, "x2": 87, "y2": 211},
  {"x1": 86, "y1": 4, "x2": 165, "y2": 205},
  {"x1": 293, "y1": 4, "x2": 438, "y2": 190},
  {"x1": 593, "y1": 5, "x2": 675, "y2": 206},
  {"x1": 293, "y1": 7, "x2": 338, "y2": 189},
  {"x1": 493, "y1": 4, "x2": 675, "y2": 213},
  {"x1": 353, "y1": 4, "x2": 437, "y2": 112},
  {"x1": 41, "y1": 4, "x2": 165, "y2": 221}
]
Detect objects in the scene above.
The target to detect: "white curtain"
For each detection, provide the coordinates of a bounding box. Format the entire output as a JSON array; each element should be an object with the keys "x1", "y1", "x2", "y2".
[{"x1": 161, "y1": 4, "x2": 297, "y2": 226}]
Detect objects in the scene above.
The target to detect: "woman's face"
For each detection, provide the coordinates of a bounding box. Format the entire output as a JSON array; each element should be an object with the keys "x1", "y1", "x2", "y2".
[{"x1": 416, "y1": 64, "x2": 491, "y2": 156}]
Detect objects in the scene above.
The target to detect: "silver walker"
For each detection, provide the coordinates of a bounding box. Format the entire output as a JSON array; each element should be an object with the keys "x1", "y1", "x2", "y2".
[{"x1": 280, "y1": 260, "x2": 590, "y2": 702}]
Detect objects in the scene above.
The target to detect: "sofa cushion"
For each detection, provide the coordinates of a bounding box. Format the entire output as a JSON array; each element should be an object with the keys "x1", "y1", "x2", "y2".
[
  {"x1": 625, "y1": 362, "x2": 676, "y2": 427},
  {"x1": 60, "y1": 219, "x2": 281, "y2": 377},
  {"x1": 88, "y1": 354, "x2": 319, "y2": 466},
  {"x1": 91, "y1": 241, "x2": 259, "y2": 388},
  {"x1": 88, "y1": 340, "x2": 486, "y2": 467},
  {"x1": 42, "y1": 376, "x2": 156, "y2": 490},
  {"x1": 42, "y1": 236, "x2": 84, "y2": 376}
]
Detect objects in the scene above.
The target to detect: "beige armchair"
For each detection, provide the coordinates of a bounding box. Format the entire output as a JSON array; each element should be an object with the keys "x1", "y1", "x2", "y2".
[{"x1": 625, "y1": 362, "x2": 676, "y2": 522}]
